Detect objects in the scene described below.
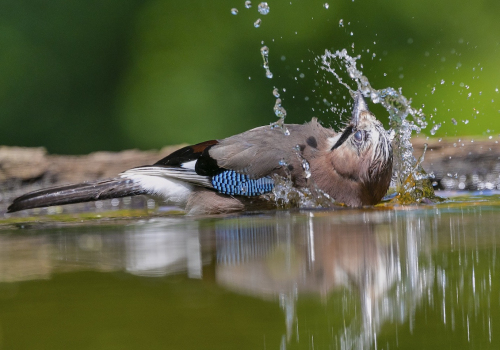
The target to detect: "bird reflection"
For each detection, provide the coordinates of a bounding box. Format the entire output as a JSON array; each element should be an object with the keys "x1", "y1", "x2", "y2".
[
  {"x1": 214, "y1": 213, "x2": 406, "y2": 348},
  {"x1": 0, "y1": 209, "x2": 498, "y2": 348}
]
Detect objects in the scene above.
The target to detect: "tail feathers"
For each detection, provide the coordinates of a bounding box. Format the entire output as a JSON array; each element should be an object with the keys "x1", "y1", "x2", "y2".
[{"x1": 7, "y1": 178, "x2": 147, "y2": 213}]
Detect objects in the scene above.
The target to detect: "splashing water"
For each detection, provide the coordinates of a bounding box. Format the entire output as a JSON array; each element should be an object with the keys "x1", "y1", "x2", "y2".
[
  {"x1": 257, "y1": 2, "x2": 270, "y2": 15},
  {"x1": 320, "y1": 48, "x2": 436, "y2": 204},
  {"x1": 260, "y1": 45, "x2": 273, "y2": 78}
]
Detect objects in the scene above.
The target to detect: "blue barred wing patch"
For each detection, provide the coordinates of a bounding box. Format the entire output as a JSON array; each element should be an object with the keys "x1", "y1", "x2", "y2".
[{"x1": 211, "y1": 170, "x2": 274, "y2": 196}]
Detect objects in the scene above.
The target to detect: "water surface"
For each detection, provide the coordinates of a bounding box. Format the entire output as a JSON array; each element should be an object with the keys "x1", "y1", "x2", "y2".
[{"x1": 0, "y1": 197, "x2": 499, "y2": 349}]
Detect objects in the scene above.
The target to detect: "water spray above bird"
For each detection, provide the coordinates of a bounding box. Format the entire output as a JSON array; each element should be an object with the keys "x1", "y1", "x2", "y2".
[{"x1": 8, "y1": 92, "x2": 393, "y2": 215}]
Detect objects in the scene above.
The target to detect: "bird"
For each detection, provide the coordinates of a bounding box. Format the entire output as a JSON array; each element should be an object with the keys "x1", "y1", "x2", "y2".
[{"x1": 7, "y1": 91, "x2": 393, "y2": 215}]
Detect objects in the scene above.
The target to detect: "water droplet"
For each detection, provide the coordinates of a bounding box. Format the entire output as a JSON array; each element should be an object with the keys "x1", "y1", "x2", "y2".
[
  {"x1": 261, "y1": 46, "x2": 269, "y2": 56},
  {"x1": 279, "y1": 159, "x2": 288, "y2": 166},
  {"x1": 464, "y1": 120, "x2": 469, "y2": 124},
  {"x1": 496, "y1": 88, "x2": 499, "y2": 93},
  {"x1": 451, "y1": 118, "x2": 457, "y2": 125},
  {"x1": 254, "y1": 18, "x2": 262, "y2": 27},
  {"x1": 301, "y1": 159, "x2": 311, "y2": 178},
  {"x1": 323, "y1": 3, "x2": 329, "y2": 9},
  {"x1": 339, "y1": 19, "x2": 344, "y2": 27},
  {"x1": 273, "y1": 88, "x2": 280, "y2": 98},
  {"x1": 274, "y1": 98, "x2": 287, "y2": 118},
  {"x1": 245, "y1": 1, "x2": 252, "y2": 8},
  {"x1": 258, "y1": 2, "x2": 270, "y2": 15},
  {"x1": 231, "y1": 8, "x2": 238, "y2": 15},
  {"x1": 350, "y1": 32, "x2": 353, "y2": 36},
  {"x1": 430, "y1": 123, "x2": 441, "y2": 135},
  {"x1": 431, "y1": 87, "x2": 436, "y2": 94},
  {"x1": 440, "y1": 79, "x2": 445, "y2": 84},
  {"x1": 260, "y1": 46, "x2": 273, "y2": 78}
]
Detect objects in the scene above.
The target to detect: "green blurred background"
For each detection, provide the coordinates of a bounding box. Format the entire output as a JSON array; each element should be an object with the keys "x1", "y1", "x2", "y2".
[{"x1": 0, "y1": 0, "x2": 498, "y2": 154}]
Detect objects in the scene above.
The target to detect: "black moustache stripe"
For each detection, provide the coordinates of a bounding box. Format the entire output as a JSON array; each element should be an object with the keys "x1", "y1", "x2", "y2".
[{"x1": 331, "y1": 125, "x2": 354, "y2": 150}]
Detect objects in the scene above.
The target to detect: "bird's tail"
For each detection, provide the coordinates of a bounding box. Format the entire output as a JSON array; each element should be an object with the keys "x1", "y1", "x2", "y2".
[{"x1": 7, "y1": 178, "x2": 147, "y2": 213}]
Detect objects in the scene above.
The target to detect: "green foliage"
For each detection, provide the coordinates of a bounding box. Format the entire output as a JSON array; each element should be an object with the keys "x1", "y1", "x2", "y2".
[{"x1": 0, "y1": 0, "x2": 498, "y2": 154}]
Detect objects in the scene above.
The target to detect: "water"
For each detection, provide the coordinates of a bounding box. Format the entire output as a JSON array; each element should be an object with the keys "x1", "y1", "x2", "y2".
[
  {"x1": 257, "y1": 2, "x2": 270, "y2": 15},
  {"x1": 1, "y1": 198, "x2": 500, "y2": 349},
  {"x1": 320, "y1": 49, "x2": 436, "y2": 204}
]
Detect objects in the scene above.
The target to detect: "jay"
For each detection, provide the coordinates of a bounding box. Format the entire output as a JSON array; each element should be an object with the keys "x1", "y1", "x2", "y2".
[{"x1": 8, "y1": 92, "x2": 393, "y2": 215}]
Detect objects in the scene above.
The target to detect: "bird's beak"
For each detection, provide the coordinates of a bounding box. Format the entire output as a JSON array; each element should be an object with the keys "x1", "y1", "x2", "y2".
[{"x1": 351, "y1": 91, "x2": 369, "y2": 128}]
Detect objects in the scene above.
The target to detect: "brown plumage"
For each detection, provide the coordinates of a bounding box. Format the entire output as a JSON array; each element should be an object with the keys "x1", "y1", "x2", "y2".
[{"x1": 8, "y1": 92, "x2": 393, "y2": 215}]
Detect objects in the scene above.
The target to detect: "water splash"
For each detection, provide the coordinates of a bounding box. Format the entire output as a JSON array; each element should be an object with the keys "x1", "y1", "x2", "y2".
[
  {"x1": 245, "y1": 1, "x2": 252, "y2": 8},
  {"x1": 257, "y1": 2, "x2": 270, "y2": 15},
  {"x1": 260, "y1": 45, "x2": 273, "y2": 78},
  {"x1": 320, "y1": 48, "x2": 436, "y2": 204}
]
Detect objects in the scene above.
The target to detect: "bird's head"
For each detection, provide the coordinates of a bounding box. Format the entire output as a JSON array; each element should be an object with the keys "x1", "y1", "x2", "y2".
[{"x1": 326, "y1": 91, "x2": 393, "y2": 204}]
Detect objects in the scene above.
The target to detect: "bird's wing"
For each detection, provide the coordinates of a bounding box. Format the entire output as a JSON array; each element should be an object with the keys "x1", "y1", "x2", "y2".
[
  {"x1": 209, "y1": 118, "x2": 336, "y2": 181},
  {"x1": 120, "y1": 166, "x2": 212, "y2": 187},
  {"x1": 121, "y1": 119, "x2": 336, "y2": 196}
]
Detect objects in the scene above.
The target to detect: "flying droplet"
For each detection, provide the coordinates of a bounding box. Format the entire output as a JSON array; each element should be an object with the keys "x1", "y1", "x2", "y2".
[
  {"x1": 258, "y1": 2, "x2": 270, "y2": 15},
  {"x1": 430, "y1": 123, "x2": 441, "y2": 135},
  {"x1": 323, "y1": 3, "x2": 329, "y2": 9},
  {"x1": 254, "y1": 18, "x2": 262, "y2": 27},
  {"x1": 273, "y1": 88, "x2": 280, "y2": 98},
  {"x1": 431, "y1": 87, "x2": 436, "y2": 94},
  {"x1": 440, "y1": 79, "x2": 445, "y2": 84},
  {"x1": 451, "y1": 118, "x2": 457, "y2": 125},
  {"x1": 245, "y1": 1, "x2": 252, "y2": 8},
  {"x1": 339, "y1": 19, "x2": 344, "y2": 27},
  {"x1": 231, "y1": 8, "x2": 238, "y2": 15}
]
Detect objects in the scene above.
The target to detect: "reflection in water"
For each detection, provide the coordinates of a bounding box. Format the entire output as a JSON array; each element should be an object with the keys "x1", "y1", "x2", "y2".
[
  {"x1": 125, "y1": 219, "x2": 203, "y2": 278},
  {"x1": 215, "y1": 213, "x2": 408, "y2": 349},
  {"x1": 0, "y1": 206, "x2": 499, "y2": 349}
]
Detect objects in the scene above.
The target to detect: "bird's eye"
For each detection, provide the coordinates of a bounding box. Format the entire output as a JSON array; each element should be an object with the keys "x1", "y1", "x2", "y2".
[{"x1": 354, "y1": 130, "x2": 364, "y2": 142}]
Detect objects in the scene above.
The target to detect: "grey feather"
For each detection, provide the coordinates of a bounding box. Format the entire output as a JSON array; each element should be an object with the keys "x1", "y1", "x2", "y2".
[{"x1": 210, "y1": 118, "x2": 336, "y2": 184}]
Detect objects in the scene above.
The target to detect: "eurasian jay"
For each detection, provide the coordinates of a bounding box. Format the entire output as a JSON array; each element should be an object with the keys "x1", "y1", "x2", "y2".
[{"x1": 8, "y1": 92, "x2": 393, "y2": 215}]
